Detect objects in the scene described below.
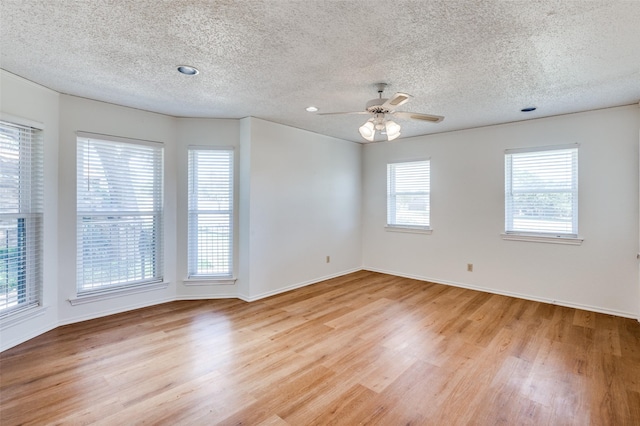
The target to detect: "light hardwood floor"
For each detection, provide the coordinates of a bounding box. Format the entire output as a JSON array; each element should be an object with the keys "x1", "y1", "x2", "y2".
[{"x1": 1, "y1": 271, "x2": 639, "y2": 425}]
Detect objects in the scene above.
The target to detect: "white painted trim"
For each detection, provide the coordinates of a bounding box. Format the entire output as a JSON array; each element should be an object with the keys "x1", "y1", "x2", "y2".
[
  {"x1": 385, "y1": 226, "x2": 433, "y2": 235},
  {"x1": 0, "y1": 113, "x2": 45, "y2": 130},
  {"x1": 242, "y1": 268, "x2": 362, "y2": 302},
  {"x1": 501, "y1": 233, "x2": 583, "y2": 245},
  {"x1": 505, "y1": 143, "x2": 579, "y2": 155},
  {"x1": 3, "y1": 270, "x2": 362, "y2": 351},
  {"x1": 188, "y1": 145, "x2": 236, "y2": 151},
  {"x1": 4, "y1": 267, "x2": 638, "y2": 352},
  {"x1": 57, "y1": 296, "x2": 175, "y2": 327},
  {"x1": 68, "y1": 281, "x2": 170, "y2": 306},
  {"x1": 76, "y1": 131, "x2": 163, "y2": 148},
  {"x1": 387, "y1": 157, "x2": 431, "y2": 165},
  {"x1": 363, "y1": 267, "x2": 639, "y2": 320},
  {"x1": 3, "y1": 296, "x2": 171, "y2": 349},
  {"x1": 0, "y1": 323, "x2": 57, "y2": 352},
  {"x1": 174, "y1": 293, "x2": 241, "y2": 301},
  {"x1": 0, "y1": 305, "x2": 49, "y2": 330},
  {"x1": 71, "y1": 268, "x2": 358, "y2": 312},
  {"x1": 182, "y1": 278, "x2": 237, "y2": 286}
]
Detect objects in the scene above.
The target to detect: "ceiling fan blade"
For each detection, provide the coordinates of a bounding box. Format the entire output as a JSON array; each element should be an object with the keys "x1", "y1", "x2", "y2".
[
  {"x1": 394, "y1": 111, "x2": 444, "y2": 123},
  {"x1": 381, "y1": 92, "x2": 412, "y2": 110},
  {"x1": 318, "y1": 111, "x2": 370, "y2": 116}
]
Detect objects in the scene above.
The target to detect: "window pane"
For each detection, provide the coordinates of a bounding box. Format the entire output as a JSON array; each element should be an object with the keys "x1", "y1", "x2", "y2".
[
  {"x1": 188, "y1": 149, "x2": 233, "y2": 277},
  {"x1": 78, "y1": 215, "x2": 160, "y2": 290},
  {"x1": 387, "y1": 160, "x2": 430, "y2": 228},
  {"x1": 77, "y1": 136, "x2": 163, "y2": 294},
  {"x1": 191, "y1": 213, "x2": 231, "y2": 275},
  {"x1": 0, "y1": 121, "x2": 43, "y2": 316},
  {"x1": 505, "y1": 147, "x2": 578, "y2": 236}
]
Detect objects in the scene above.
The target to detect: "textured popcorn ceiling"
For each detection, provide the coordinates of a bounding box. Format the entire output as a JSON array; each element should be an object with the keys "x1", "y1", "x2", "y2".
[{"x1": 1, "y1": 1, "x2": 639, "y2": 142}]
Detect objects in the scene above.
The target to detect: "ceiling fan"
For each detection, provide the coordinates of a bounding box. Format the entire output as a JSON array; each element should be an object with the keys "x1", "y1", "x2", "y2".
[{"x1": 319, "y1": 83, "x2": 444, "y2": 142}]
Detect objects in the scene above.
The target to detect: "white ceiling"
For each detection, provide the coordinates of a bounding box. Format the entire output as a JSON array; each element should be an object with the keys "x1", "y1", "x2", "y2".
[{"x1": 1, "y1": 1, "x2": 639, "y2": 143}]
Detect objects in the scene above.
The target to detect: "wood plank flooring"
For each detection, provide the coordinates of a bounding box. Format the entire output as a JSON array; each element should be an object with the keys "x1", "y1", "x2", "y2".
[{"x1": 1, "y1": 270, "x2": 639, "y2": 425}]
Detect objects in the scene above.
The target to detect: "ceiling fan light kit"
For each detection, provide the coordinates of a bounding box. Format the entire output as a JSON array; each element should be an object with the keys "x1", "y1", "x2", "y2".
[
  {"x1": 385, "y1": 120, "x2": 401, "y2": 140},
  {"x1": 358, "y1": 119, "x2": 376, "y2": 141},
  {"x1": 321, "y1": 83, "x2": 444, "y2": 142}
]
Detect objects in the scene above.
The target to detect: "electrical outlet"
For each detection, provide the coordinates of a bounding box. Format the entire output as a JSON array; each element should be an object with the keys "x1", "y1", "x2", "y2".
[
  {"x1": 467, "y1": 263, "x2": 473, "y2": 272},
  {"x1": 326, "y1": 256, "x2": 330, "y2": 263}
]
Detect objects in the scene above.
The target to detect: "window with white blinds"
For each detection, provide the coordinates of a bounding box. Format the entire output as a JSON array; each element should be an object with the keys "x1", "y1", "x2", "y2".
[
  {"x1": 188, "y1": 148, "x2": 233, "y2": 278},
  {"x1": 0, "y1": 120, "x2": 43, "y2": 317},
  {"x1": 387, "y1": 160, "x2": 430, "y2": 229},
  {"x1": 77, "y1": 134, "x2": 163, "y2": 295},
  {"x1": 505, "y1": 145, "x2": 578, "y2": 237}
]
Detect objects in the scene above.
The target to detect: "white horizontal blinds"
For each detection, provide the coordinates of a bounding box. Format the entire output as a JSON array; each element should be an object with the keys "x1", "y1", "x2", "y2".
[
  {"x1": 505, "y1": 146, "x2": 578, "y2": 236},
  {"x1": 77, "y1": 136, "x2": 163, "y2": 294},
  {"x1": 188, "y1": 148, "x2": 233, "y2": 277},
  {"x1": 0, "y1": 120, "x2": 43, "y2": 317},
  {"x1": 387, "y1": 160, "x2": 430, "y2": 228}
]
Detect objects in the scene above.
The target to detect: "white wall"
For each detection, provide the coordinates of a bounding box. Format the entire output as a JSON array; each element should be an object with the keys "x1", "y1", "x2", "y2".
[
  {"x1": 57, "y1": 95, "x2": 178, "y2": 324},
  {"x1": 174, "y1": 118, "x2": 241, "y2": 299},
  {"x1": 0, "y1": 72, "x2": 60, "y2": 350},
  {"x1": 241, "y1": 118, "x2": 362, "y2": 300},
  {"x1": 1, "y1": 72, "x2": 363, "y2": 351},
  {"x1": 2, "y1": 69, "x2": 637, "y2": 351},
  {"x1": 238, "y1": 118, "x2": 253, "y2": 299},
  {"x1": 175, "y1": 117, "x2": 364, "y2": 301},
  {"x1": 363, "y1": 105, "x2": 640, "y2": 318}
]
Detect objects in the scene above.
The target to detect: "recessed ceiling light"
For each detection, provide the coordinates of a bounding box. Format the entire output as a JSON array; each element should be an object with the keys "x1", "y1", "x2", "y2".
[
  {"x1": 306, "y1": 106, "x2": 318, "y2": 112},
  {"x1": 521, "y1": 106, "x2": 537, "y2": 112},
  {"x1": 177, "y1": 65, "x2": 199, "y2": 76}
]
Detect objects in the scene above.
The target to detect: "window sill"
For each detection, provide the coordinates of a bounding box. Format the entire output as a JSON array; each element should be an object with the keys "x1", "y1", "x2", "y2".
[
  {"x1": 183, "y1": 277, "x2": 237, "y2": 286},
  {"x1": 385, "y1": 225, "x2": 433, "y2": 235},
  {"x1": 0, "y1": 305, "x2": 49, "y2": 330},
  {"x1": 68, "y1": 281, "x2": 170, "y2": 305},
  {"x1": 501, "y1": 233, "x2": 583, "y2": 245}
]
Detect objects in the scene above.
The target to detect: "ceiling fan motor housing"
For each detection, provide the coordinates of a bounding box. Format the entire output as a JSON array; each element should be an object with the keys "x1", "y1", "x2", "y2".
[{"x1": 366, "y1": 98, "x2": 389, "y2": 114}]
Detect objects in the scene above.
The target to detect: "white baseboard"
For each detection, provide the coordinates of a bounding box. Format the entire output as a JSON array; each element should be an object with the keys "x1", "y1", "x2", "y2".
[
  {"x1": 363, "y1": 267, "x2": 640, "y2": 320},
  {"x1": 240, "y1": 268, "x2": 362, "y2": 302},
  {"x1": 57, "y1": 296, "x2": 175, "y2": 327},
  {"x1": 2, "y1": 269, "x2": 361, "y2": 351},
  {"x1": 4, "y1": 266, "x2": 637, "y2": 352},
  {"x1": 174, "y1": 293, "x2": 241, "y2": 301},
  {"x1": 175, "y1": 268, "x2": 361, "y2": 303},
  {"x1": 1, "y1": 323, "x2": 57, "y2": 352}
]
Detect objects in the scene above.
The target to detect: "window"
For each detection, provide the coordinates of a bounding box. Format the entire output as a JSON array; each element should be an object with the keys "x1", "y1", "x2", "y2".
[
  {"x1": 0, "y1": 119, "x2": 43, "y2": 317},
  {"x1": 387, "y1": 160, "x2": 430, "y2": 231},
  {"x1": 505, "y1": 145, "x2": 578, "y2": 238},
  {"x1": 187, "y1": 148, "x2": 233, "y2": 278},
  {"x1": 77, "y1": 133, "x2": 163, "y2": 295}
]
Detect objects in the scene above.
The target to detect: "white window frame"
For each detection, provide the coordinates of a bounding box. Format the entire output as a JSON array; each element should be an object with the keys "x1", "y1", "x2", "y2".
[
  {"x1": 185, "y1": 146, "x2": 234, "y2": 283},
  {"x1": 503, "y1": 144, "x2": 582, "y2": 245},
  {"x1": 75, "y1": 132, "x2": 165, "y2": 298},
  {"x1": 386, "y1": 159, "x2": 432, "y2": 234},
  {"x1": 0, "y1": 118, "x2": 43, "y2": 319}
]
